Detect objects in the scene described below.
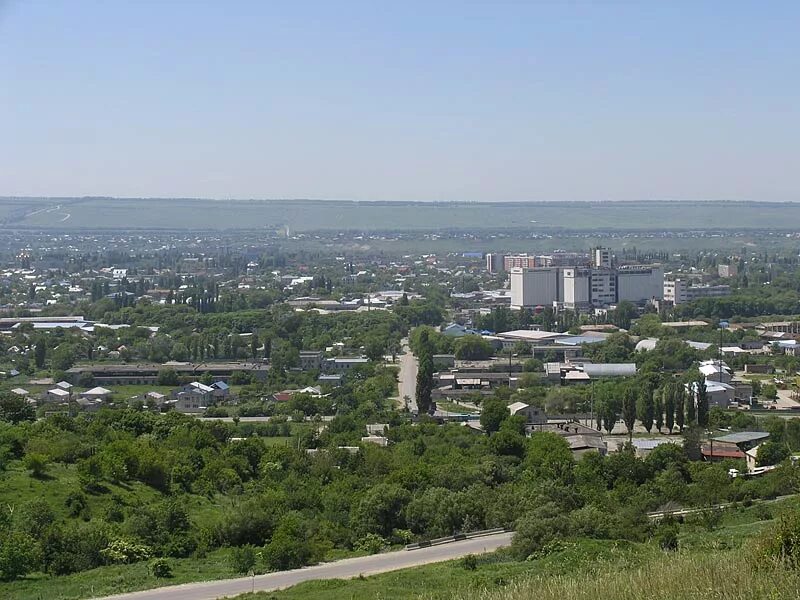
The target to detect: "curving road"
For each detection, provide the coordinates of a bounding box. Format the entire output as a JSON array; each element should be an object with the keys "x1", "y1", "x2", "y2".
[{"x1": 96, "y1": 532, "x2": 512, "y2": 600}]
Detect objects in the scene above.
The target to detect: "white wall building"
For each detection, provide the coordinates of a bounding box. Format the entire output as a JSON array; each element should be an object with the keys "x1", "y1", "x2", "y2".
[
  {"x1": 562, "y1": 268, "x2": 590, "y2": 308},
  {"x1": 510, "y1": 268, "x2": 560, "y2": 309}
]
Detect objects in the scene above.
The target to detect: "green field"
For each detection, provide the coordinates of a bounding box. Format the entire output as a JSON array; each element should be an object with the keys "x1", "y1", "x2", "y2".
[{"x1": 4, "y1": 197, "x2": 800, "y2": 231}]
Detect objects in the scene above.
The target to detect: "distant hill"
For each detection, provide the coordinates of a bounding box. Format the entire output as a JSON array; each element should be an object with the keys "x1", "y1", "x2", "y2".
[{"x1": 0, "y1": 197, "x2": 799, "y2": 231}]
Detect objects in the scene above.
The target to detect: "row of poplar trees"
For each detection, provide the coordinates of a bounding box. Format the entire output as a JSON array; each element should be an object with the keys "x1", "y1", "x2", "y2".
[{"x1": 619, "y1": 379, "x2": 709, "y2": 440}]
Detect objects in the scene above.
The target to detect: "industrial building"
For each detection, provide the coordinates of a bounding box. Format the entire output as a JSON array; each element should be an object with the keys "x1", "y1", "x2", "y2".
[
  {"x1": 664, "y1": 278, "x2": 731, "y2": 305},
  {"x1": 616, "y1": 266, "x2": 664, "y2": 303},
  {"x1": 509, "y1": 267, "x2": 560, "y2": 308},
  {"x1": 510, "y1": 261, "x2": 662, "y2": 309}
]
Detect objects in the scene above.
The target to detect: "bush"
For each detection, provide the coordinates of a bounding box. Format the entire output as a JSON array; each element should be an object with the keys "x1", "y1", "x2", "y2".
[
  {"x1": 0, "y1": 530, "x2": 40, "y2": 581},
  {"x1": 229, "y1": 545, "x2": 257, "y2": 574},
  {"x1": 657, "y1": 523, "x2": 679, "y2": 552},
  {"x1": 752, "y1": 512, "x2": 800, "y2": 568},
  {"x1": 100, "y1": 539, "x2": 152, "y2": 564},
  {"x1": 353, "y1": 533, "x2": 388, "y2": 554},
  {"x1": 149, "y1": 558, "x2": 172, "y2": 578},
  {"x1": 462, "y1": 553, "x2": 478, "y2": 571},
  {"x1": 23, "y1": 452, "x2": 49, "y2": 477}
]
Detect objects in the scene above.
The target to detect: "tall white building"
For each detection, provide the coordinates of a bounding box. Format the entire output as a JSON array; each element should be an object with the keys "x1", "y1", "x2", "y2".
[
  {"x1": 510, "y1": 268, "x2": 560, "y2": 309},
  {"x1": 617, "y1": 266, "x2": 664, "y2": 302},
  {"x1": 593, "y1": 247, "x2": 612, "y2": 269},
  {"x1": 562, "y1": 268, "x2": 590, "y2": 308}
]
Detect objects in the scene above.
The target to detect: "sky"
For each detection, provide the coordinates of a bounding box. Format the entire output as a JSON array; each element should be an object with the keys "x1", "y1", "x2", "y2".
[{"x1": 1, "y1": 1, "x2": 799, "y2": 202}]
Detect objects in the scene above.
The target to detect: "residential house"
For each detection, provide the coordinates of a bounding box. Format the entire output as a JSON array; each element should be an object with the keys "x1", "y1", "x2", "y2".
[
  {"x1": 80, "y1": 386, "x2": 112, "y2": 401},
  {"x1": 44, "y1": 387, "x2": 71, "y2": 403}
]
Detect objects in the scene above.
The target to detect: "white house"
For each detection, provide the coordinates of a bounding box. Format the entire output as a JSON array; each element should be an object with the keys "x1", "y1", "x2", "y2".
[
  {"x1": 80, "y1": 386, "x2": 112, "y2": 401},
  {"x1": 508, "y1": 402, "x2": 547, "y2": 425}
]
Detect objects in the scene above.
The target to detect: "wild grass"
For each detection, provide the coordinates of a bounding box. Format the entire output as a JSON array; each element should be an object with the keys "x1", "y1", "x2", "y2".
[{"x1": 464, "y1": 550, "x2": 800, "y2": 600}]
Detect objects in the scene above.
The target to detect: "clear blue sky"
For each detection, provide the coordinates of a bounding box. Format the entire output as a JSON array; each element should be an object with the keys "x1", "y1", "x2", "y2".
[{"x1": 1, "y1": 1, "x2": 798, "y2": 201}]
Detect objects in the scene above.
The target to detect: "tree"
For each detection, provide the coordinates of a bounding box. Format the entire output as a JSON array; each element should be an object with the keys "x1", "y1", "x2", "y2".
[
  {"x1": 674, "y1": 385, "x2": 686, "y2": 432},
  {"x1": 664, "y1": 384, "x2": 675, "y2": 434},
  {"x1": 686, "y1": 381, "x2": 697, "y2": 425},
  {"x1": 156, "y1": 368, "x2": 179, "y2": 387},
  {"x1": 415, "y1": 355, "x2": 434, "y2": 414},
  {"x1": 611, "y1": 301, "x2": 637, "y2": 330},
  {"x1": 0, "y1": 394, "x2": 35, "y2": 424},
  {"x1": 480, "y1": 397, "x2": 509, "y2": 434},
  {"x1": 636, "y1": 387, "x2": 655, "y2": 433},
  {"x1": 50, "y1": 345, "x2": 75, "y2": 372},
  {"x1": 24, "y1": 453, "x2": 49, "y2": 478},
  {"x1": 601, "y1": 400, "x2": 617, "y2": 433},
  {"x1": 756, "y1": 441, "x2": 791, "y2": 467},
  {"x1": 654, "y1": 390, "x2": 664, "y2": 433},
  {"x1": 525, "y1": 432, "x2": 574, "y2": 482},
  {"x1": 0, "y1": 530, "x2": 39, "y2": 581},
  {"x1": 622, "y1": 387, "x2": 637, "y2": 441},
  {"x1": 454, "y1": 335, "x2": 493, "y2": 360},
  {"x1": 250, "y1": 332, "x2": 260, "y2": 360},
  {"x1": 351, "y1": 484, "x2": 410, "y2": 538},
  {"x1": 414, "y1": 328, "x2": 435, "y2": 413},
  {"x1": 34, "y1": 340, "x2": 46, "y2": 369},
  {"x1": 696, "y1": 379, "x2": 709, "y2": 428}
]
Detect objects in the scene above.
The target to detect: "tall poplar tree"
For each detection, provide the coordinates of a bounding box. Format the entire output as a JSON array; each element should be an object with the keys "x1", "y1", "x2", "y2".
[
  {"x1": 675, "y1": 385, "x2": 686, "y2": 432},
  {"x1": 697, "y1": 379, "x2": 709, "y2": 428},
  {"x1": 622, "y1": 386, "x2": 637, "y2": 441},
  {"x1": 664, "y1": 384, "x2": 675, "y2": 434}
]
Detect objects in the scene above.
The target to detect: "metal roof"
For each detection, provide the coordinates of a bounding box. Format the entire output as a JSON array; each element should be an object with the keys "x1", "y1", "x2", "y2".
[
  {"x1": 555, "y1": 335, "x2": 606, "y2": 346},
  {"x1": 632, "y1": 439, "x2": 679, "y2": 450},
  {"x1": 713, "y1": 431, "x2": 770, "y2": 444},
  {"x1": 582, "y1": 363, "x2": 637, "y2": 377}
]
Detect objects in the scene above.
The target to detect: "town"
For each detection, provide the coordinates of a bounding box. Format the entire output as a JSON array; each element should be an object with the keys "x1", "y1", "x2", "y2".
[{"x1": 1, "y1": 222, "x2": 800, "y2": 599}]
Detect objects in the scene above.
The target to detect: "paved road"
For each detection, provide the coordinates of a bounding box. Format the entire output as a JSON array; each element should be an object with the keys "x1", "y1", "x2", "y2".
[
  {"x1": 397, "y1": 340, "x2": 419, "y2": 413},
  {"x1": 97, "y1": 532, "x2": 513, "y2": 600}
]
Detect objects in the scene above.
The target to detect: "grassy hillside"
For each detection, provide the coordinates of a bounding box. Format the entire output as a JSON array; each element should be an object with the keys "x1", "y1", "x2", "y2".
[{"x1": 4, "y1": 197, "x2": 800, "y2": 231}]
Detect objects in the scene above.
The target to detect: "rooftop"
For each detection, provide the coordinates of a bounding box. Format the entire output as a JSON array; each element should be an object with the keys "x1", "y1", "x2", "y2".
[{"x1": 713, "y1": 431, "x2": 771, "y2": 445}]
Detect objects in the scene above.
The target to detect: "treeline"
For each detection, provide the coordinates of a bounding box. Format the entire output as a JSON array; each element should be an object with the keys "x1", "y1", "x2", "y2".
[{"x1": 3, "y1": 402, "x2": 798, "y2": 581}]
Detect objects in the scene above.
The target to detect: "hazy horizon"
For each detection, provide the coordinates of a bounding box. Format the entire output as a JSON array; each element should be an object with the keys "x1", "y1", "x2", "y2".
[{"x1": 2, "y1": 2, "x2": 799, "y2": 201}]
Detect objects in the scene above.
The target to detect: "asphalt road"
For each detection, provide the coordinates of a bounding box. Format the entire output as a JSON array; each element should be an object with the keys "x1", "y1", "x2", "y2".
[
  {"x1": 97, "y1": 532, "x2": 513, "y2": 600},
  {"x1": 397, "y1": 340, "x2": 419, "y2": 413}
]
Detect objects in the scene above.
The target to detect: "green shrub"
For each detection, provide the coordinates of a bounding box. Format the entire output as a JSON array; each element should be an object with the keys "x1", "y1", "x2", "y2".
[
  {"x1": 354, "y1": 533, "x2": 388, "y2": 554},
  {"x1": 752, "y1": 512, "x2": 800, "y2": 568},
  {"x1": 149, "y1": 558, "x2": 172, "y2": 578},
  {"x1": 23, "y1": 452, "x2": 49, "y2": 477},
  {"x1": 657, "y1": 524, "x2": 679, "y2": 552},
  {"x1": 461, "y1": 553, "x2": 478, "y2": 571},
  {"x1": 100, "y1": 539, "x2": 152, "y2": 564},
  {"x1": 229, "y1": 545, "x2": 257, "y2": 574}
]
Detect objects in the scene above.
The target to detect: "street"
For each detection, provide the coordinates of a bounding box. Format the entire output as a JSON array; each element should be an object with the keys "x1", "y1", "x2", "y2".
[
  {"x1": 397, "y1": 339, "x2": 419, "y2": 413},
  {"x1": 96, "y1": 532, "x2": 513, "y2": 600}
]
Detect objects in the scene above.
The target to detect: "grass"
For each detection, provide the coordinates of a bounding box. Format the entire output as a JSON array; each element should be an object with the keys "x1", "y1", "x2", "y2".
[
  {"x1": 436, "y1": 401, "x2": 480, "y2": 414},
  {"x1": 0, "y1": 549, "x2": 237, "y2": 600},
  {"x1": 234, "y1": 499, "x2": 800, "y2": 600},
  {"x1": 463, "y1": 550, "x2": 800, "y2": 600}
]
